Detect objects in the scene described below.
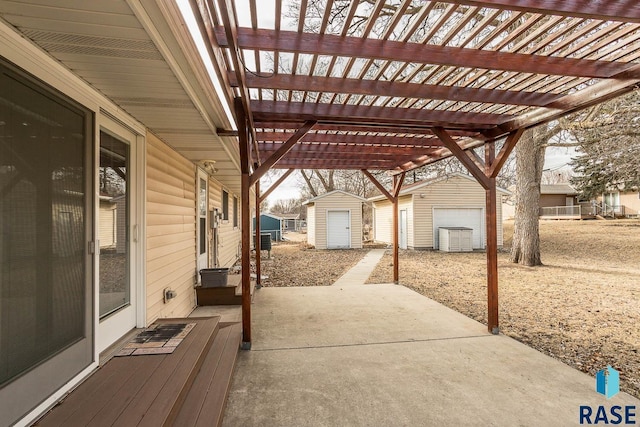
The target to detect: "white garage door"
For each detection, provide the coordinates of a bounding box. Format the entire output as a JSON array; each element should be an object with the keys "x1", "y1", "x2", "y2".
[
  {"x1": 433, "y1": 208, "x2": 484, "y2": 249},
  {"x1": 327, "y1": 210, "x2": 350, "y2": 249}
]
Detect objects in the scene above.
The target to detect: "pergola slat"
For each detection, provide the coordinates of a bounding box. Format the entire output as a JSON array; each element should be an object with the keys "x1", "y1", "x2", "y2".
[
  {"x1": 450, "y1": 0, "x2": 640, "y2": 24},
  {"x1": 215, "y1": 27, "x2": 639, "y2": 79},
  {"x1": 256, "y1": 133, "x2": 442, "y2": 147},
  {"x1": 233, "y1": 74, "x2": 566, "y2": 108}
]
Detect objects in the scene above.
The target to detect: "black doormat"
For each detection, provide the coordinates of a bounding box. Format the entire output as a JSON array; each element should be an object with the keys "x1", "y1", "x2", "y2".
[{"x1": 115, "y1": 322, "x2": 196, "y2": 356}]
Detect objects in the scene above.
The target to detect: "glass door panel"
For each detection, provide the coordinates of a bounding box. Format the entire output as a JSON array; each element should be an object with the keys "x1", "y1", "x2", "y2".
[{"x1": 99, "y1": 132, "x2": 130, "y2": 318}]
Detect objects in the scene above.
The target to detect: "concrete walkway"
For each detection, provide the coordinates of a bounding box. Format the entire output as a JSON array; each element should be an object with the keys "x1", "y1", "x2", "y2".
[
  {"x1": 223, "y1": 285, "x2": 639, "y2": 426},
  {"x1": 331, "y1": 248, "x2": 386, "y2": 286}
]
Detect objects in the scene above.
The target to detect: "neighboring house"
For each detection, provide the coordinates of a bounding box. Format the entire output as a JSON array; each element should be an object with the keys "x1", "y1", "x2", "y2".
[
  {"x1": 304, "y1": 190, "x2": 366, "y2": 249},
  {"x1": 280, "y1": 212, "x2": 302, "y2": 232},
  {"x1": 370, "y1": 174, "x2": 509, "y2": 250},
  {"x1": 502, "y1": 184, "x2": 586, "y2": 220},
  {"x1": 254, "y1": 213, "x2": 284, "y2": 241},
  {"x1": 596, "y1": 189, "x2": 640, "y2": 217},
  {"x1": 0, "y1": 3, "x2": 251, "y2": 425}
]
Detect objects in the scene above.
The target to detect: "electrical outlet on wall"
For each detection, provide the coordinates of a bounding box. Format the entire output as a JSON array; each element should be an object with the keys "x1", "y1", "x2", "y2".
[{"x1": 163, "y1": 288, "x2": 177, "y2": 303}]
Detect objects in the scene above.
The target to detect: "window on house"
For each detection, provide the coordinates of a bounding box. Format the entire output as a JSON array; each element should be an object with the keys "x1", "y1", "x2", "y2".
[
  {"x1": 233, "y1": 196, "x2": 238, "y2": 227},
  {"x1": 222, "y1": 190, "x2": 229, "y2": 220}
]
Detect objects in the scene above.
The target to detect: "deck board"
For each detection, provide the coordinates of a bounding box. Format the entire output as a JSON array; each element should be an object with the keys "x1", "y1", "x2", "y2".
[
  {"x1": 171, "y1": 324, "x2": 234, "y2": 426},
  {"x1": 36, "y1": 317, "x2": 223, "y2": 427},
  {"x1": 37, "y1": 356, "x2": 149, "y2": 426},
  {"x1": 194, "y1": 323, "x2": 242, "y2": 427},
  {"x1": 114, "y1": 318, "x2": 219, "y2": 426}
]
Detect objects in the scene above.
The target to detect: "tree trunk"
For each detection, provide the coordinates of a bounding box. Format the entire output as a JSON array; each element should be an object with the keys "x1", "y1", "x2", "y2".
[
  {"x1": 300, "y1": 170, "x2": 318, "y2": 197},
  {"x1": 510, "y1": 129, "x2": 545, "y2": 266}
]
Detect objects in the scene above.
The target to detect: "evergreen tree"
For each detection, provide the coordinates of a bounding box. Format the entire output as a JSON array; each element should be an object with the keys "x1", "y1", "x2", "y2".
[{"x1": 570, "y1": 91, "x2": 640, "y2": 199}]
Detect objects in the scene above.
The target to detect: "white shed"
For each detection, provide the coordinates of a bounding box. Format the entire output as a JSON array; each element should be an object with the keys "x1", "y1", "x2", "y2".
[
  {"x1": 304, "y1": 190, "x2": 366, "y2": 249},
  {"x1": 369, "y1": 174, "x2": 510, "y2": 250}
]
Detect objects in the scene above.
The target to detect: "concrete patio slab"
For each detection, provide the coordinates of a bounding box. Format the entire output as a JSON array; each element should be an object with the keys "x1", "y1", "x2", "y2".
[{"x1": 223, "y1": 285, "x2": 639, "y2": 426}]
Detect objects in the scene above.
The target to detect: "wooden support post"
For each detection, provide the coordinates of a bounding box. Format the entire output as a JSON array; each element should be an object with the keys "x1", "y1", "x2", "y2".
[
  {"x1": 485, "y1": 141, "x2": 499, "y2": 334},
  {"x1": 241, "y1": 171, "x2": 252, "y2": 348},
  {"x1": 236, "y1": 97, "x2": 252, "y2": 349},
  {"x1": 255, "y1": 179, "x2": 261, "y2": 288},
  {"x1": 393, "y1": 195, "x2": 399, "y2": 284}
]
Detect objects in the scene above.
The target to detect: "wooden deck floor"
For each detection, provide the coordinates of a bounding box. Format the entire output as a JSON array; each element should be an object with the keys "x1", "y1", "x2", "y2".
[{"x1": 36, "y1": 317, "x2": 241, "y2": 427}]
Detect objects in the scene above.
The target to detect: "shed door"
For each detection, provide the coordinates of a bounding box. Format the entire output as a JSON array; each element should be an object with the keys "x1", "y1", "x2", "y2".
[
  {"x1": 433, "y1": 208, "x2": 483, "y2": 249},
  {"x1": 399, "y1": 209, "x2": 408, "y2": 249},
  {"x1": 327, "y1": 210, "x2": 350, "y2": 249}
]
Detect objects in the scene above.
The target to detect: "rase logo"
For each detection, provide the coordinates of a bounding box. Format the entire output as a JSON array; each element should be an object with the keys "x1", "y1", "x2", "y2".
[
  {"x1": 579, "y1": 366, "x2": 637, "y2": 425},
  {"x1": 596, "y1": 366, "x2": 621, "y2": 399}
]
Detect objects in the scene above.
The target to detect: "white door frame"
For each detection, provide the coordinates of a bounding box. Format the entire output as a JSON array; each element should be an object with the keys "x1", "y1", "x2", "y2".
[
  {"x1": 96, "y1": 114, "x2": 145, "y2": 353},
  {"x1": 399, "y1": 209, "x2": 408, "y2": 249},
  {"x1": 326, "y1": 209, "x2": 351, "y2": 249}
]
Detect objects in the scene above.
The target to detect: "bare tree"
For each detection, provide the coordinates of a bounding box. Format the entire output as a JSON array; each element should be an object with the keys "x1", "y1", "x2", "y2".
[{"x1": 510, "y1": 129, "x2": 547, "y2": 266}]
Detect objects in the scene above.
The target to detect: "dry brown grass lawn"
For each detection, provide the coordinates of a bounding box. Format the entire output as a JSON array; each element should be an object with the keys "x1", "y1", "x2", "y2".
[
  {"x1": 258, "y1": 241, "x2": 368, "y2": 287},
  {"x1": 367, "y1": 219, "x2": 640, "y2": 399}
]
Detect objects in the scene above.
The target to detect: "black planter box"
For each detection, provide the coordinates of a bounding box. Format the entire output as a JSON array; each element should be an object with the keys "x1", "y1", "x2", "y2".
[{"x1": 200, "y1": 268, "x2": 229, "y2": 288}]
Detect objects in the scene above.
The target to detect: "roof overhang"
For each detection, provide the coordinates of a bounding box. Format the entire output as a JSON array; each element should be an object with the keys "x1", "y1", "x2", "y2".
[{"x1": 0, "y1": 0, "x2": 242, "y2": 193}]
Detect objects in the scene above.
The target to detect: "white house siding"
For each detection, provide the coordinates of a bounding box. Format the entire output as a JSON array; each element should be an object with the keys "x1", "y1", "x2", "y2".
[
  {"x1": 311, "y1": 192, "x2": 363, "y2": 249},
  {"x1": 145, "y1": 133, "x2": 197, "y2": 324},
  {"x1": 373, "y1": 199, "x2": 393, "y2": 244},
  {"x1": 306, "y1": 205, "x2": 316, "y2": 246},
  {"x1": 99, "y1": 201, "x2": 116, "y2": 248},
  {"x1": 208, "y1": 178, "x2": 242, "y2": 268},
  {"x1": 412, "y1": 175, "x2": 504, "y2": 249}
]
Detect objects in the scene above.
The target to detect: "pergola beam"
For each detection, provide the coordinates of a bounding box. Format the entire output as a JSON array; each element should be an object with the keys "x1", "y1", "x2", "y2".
[
  {"x1": 433, "y1": 127, "x2": 491, "y2": 189},
  {"x1": 451, "y1": 0, "x2": 640, "y2": 24},
  {"x1": 216, "y1": 0, "x2": 260, "y2": 164},
  {"x1": 485, "y1": 65, "x2": 640, "y2": 138},
  {"x1": 489, "y1": 129, "x2": 525, "y2": 178},
  {"x1": 258, "y1": 169, "x2": 295, "y2": 203},
  {"x1": 256, "y1": 132, "x2": 443, "y2": 147},
  {"x1": 257, "y1": 144, "x2": 439, "y2": 155},
  {"x1": 216, "y1": 27, "x2": 638, "y2": 79},
  {"x1": 361, "y1": 170, "x2": 393, "y2": 202},
  {"x1": 255, "y1": 122, "x2": 480, "y2": 137},
  {"x1": 234, "y1": 74, "x2": 565, "y2": 108},
  {"x1": 249, "y1": 120, "x2": 316, "y2": 186},
  {"x1": 252, "y1": 101, "x2": 510, "y2": 128}
]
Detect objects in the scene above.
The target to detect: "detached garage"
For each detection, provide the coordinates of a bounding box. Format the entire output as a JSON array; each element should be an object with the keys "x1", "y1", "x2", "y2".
[
  {"x1": 304, "y1": 190, "x2": 366, "y2": 249},
  {"x1": 370, "y1": 173, "x2": 509, "y2": 250}
]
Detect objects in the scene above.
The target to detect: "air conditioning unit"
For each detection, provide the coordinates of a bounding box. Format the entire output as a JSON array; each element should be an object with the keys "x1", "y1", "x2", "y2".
[{"x1": 439, "y1": 227, "x2": 473, "y2": 252}]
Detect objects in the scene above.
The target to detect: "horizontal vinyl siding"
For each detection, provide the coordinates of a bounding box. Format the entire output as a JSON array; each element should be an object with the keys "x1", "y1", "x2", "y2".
[
  {"x1": 314, "y1": 193, "x2": 363, "y2": 249},
  {"x1": 209, "y1": 178, "x2": 241, "y2": 268},
  {"x1": 620, "y1": 192, "x2": 640, "y2": 215},
  {"x1": 146, "y1": 133, "x2": 197, "y2": 324},
  {"x1": 412, "y1": 175, "x2": 504, "y2": 249},
  {"x1": 373, "y1": 200, "x2": 393, "y2": 244},
  {"x1": 540, "y1": 194, "x2": 568, "y2": 208}
]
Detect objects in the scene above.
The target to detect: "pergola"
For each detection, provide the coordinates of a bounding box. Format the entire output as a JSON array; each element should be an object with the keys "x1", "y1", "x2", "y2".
[{"x1": 191, "y1": 0, "x2": 640, "y2": 348}]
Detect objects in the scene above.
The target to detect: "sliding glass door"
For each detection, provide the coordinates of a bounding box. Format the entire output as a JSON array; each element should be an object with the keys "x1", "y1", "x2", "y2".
[{"x1": 0, "y1": 60, "x2": 93, "y2": 426}]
